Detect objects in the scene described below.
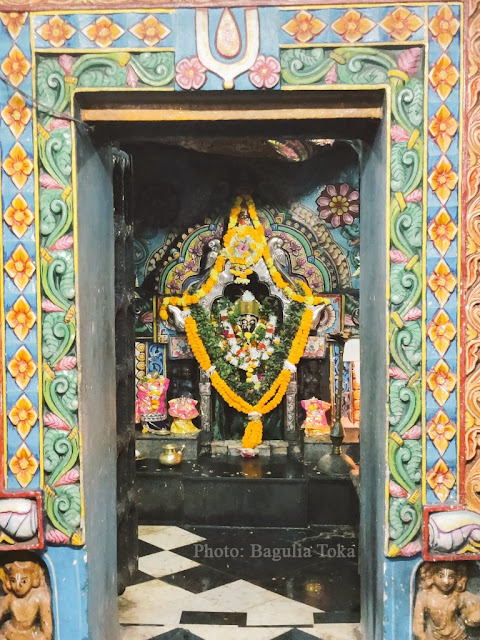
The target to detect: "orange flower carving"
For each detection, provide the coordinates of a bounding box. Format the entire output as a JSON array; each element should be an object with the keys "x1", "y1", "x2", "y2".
[
  {"x1": 6, "y1": 296, "x2": 36, "y2": 341},
  {"x1": 7, "y1": 346, "x2": 37, "y2": 391},
  {"x1": 428, "y1": 260, "x2": 456, "y2": 306},
  {"x1": 281, "y1": 10, "x2": 326, "y2": 44},
  {"x1": 0, "y1": 12, "x2": 27, "y2": 40},
  {"x1": 1, "y1": 93, "x2": 31, "y2": 139},
  {"x1": 379, "y1": 7, "x2": 423, "y2": 42},
  {"x1": 2, "y1": 142, "x2": 33, "y2": 190},
  {"x1": 5, "y1": 244, "x2": 35, "y2": 291},
  {"x1": 37, "y1": 15, "x2": 76, "y2": 48},
  {"x1": 130, "y1": 15, "x2": 171, "y2": 46},
  {"x1": 0, "y1": 45, "x2": 30, "y2": 87},
  {"x1": 426, "y1": 359, "x2": 456, "y2": 406},
  {"x1": 428, "y1": 208, "x2": 457, "y2": 256},
  {"x1": 427, "y1": 409, "x2": 456, "y2": 456},
  {"x1": 331, "y1": 9, "x2": 375, "y2": 43},
  {"x1": 427, "y1": 309, "x2": 456, "y2": 357},
  {"x1": 4, "y1": 194, "x2": 34, "y2": 239},
  {"x1": 428, "y1": 156, "x2": 458, "y2": 205},
  {"x1": 9, "y1": 443, "x2": 38, "y2": 488},
  {"x1": 8, "y1": 394, "x2": 38, "y2": 439},
  {"x1": 83, "y1": 16, "x2": 124, "y2": 48},
  {"x1": 429, "y1": 4, "x2": 460, "y2": 50},
  {"x1": 429, "y1": 53, "x2": 459, "y2": 100},
  {"x1": 426, "y1": 458, "x2": 455, "y2": 502},
  {"x1": 428, "y1": 104, "x2": 458, "y2": 154}
]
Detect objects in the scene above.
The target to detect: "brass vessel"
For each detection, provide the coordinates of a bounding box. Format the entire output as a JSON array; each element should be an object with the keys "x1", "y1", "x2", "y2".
[{"x1": 159, "y1": 444, "x2": 184, "y2": 466}]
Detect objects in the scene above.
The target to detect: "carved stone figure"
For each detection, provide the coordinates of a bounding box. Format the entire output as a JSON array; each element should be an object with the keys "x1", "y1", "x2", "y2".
[
  {"x1": 0, "y1": 556, "x2": 53, "y2": 640},
  {"x1": 413, "y1": 562, "x2": 480, "y2": 640}
]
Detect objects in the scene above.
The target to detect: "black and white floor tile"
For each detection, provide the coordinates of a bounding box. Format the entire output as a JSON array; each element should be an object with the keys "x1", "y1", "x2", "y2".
[{"x1": 119, "y1": 525, "x2": 360, "y2": 640}]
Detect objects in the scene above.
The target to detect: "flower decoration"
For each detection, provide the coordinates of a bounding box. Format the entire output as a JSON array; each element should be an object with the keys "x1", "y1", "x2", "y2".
[
  {"x1": 4, "y1": 194, "x2": 34, "y2": 239},
  {"x1": 6, "y1": 296, "x2": 36, "y2": 341},
  {"x1": 37, "y1": 15, "x2": 76, "y2": 47},
  {"x1": 1, "y1": 45, "x2": 30, "y2": 87},
  {"x1": 427, "y1": 359, "x2": 456, "y2": 406},
  {"x1": 249, "y1": 55, "x2": 281, "y2": 89},
  {"x1": 1, "y1": 93, "x2": 31, "y2": 139},
  {"x1": 8, "y1": 395, "x2": 38, "y2": 439},
  {"x1": 9, "y1": 443, "x2": 38, "y2": 488},
  {"x1": 316, "y1": 183, "x2": 360, "y2": 228},
  {"x1": 428, "y1": 156, "x2": 458, "y2": 205},
  {"x1": 5, "y1": 244, "x2": 35, "y2": 291},
  {"x1": 281, "y1": 10, "x2": 326, "y2": 44},
  {"x1": 429, "y1": 53, "x2": 459, "y2": 100},
  {"x1": 428, "y1": 104, "x2": 458, "y2": 154},
  {"x1": 427, "y1": 409, "x2": 456, "y2": 456},
  {"x1": 379, "y1": 7, "x2": 423, "y2": 41},
  {"x1": 2, "y1": 142, "x2": 33, "y2": 190},
  {"x1": 0, "y1": 12, "x2": 27, "y2": 39},
  {"x1": 331, "y1": 9, "x2": 375, "y2": 43},
  {"x1": 427, "y1": 309, "x2": 456, "y2": 357},
  {"x1": 129, "y1": 15, "x2": 171, "y2": 46},
  {"x1": 428, "y1": 260, "x2": 456, "y2": 306},
  {"x1": 429, "y1": 4, "x2": 460, "y2": 50},
  {"x1": 176, "y1": 56, "x2": 207, "y2": 90},
  {"x1": 428, "y1": 208, "x2": 457, "y2": 256},
  {"x1": 82, "y1": 16, "x2": 124, "y2": 48},
  {"x1": 7, "y1": 346, "x2": 37, "y2": 390},
  {"x1": 427, "y1": 458, "x2": 455, "y2": 502}
]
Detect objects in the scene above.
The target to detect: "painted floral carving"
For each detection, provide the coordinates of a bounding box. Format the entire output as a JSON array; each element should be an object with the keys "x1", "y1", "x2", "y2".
[
  {"x1": 0, "y1": 45, "x2": 30, "y2": 87},
  {"x1": 429, "y1": 104, "x2": 458, "y2": 153},
  {"x1": 429, "y1": 156, "x2": 458, "y2": 204},
  {"x1": 281, "y1": 10, "x2": 326, "y2": 44},
  {"x1": 2, "y1": 142, "x2": 33, "y2": 189},
  {"x1": 0, "y1": 12, "x2": 27, "y2": 39},
  {"x1": 379, "y1": 7, "x2": 423, "y2": 41},
  {"x1": 175, "y1": 56, "x2": 207, "y2": 90},
  {"x1": 7, "y1": 347, "x2": 37, "y2": 391},
  {"x1": 8, "y1": 395, "x2": 38, "y2": 439},
  {"x1": 427, "y1": 459, "x2": 456, "y2": 502},
  {"x1": 249, "y1": 55, "x2": 281, "y2": 89},
  {"x1": 331, "y1": 10, "x2": 375, "y2": 43},
  {"x1": 428, "y1": 260, "x2": 456, "y2": 306},
  {"x1": 429, "y1": 53, "x2": 459, "y2": 101},
  {"x1": 37, "y1": 16, "x2": 76, "y2": 47},
  {"x1": 427, "y1": 309, "x2": 456, "y2": 357},
  {"x1": 427, "y1": 409, "x2": 456, "y2": 456},
  {"x1": 9, "y1": 443, "x2": 38, "y2": 488},
  {"x1": 129, "y1": 15, "x2": 171, "y2": 46},
  {"x1": 428, "y1": 209, "x2": 457, "y2": 256},
  {"x1": 6, "y1": 296, "x2": 36, "y2": 341},
  {"x1": 316, "y1": 183, "x2": 360, "y2": 228},
  {"x1": 82, "y1": 16, "x2": 124, "y2": 48},
  {"x1": 429, "y1": 4, "x2": 460, "y2": 50},
  {"x1": 1, "y1": 93, "x2": 31, "y2": 138},
  {"x1": 427, "y1": 359, "x2": 456, "y2": 407},
  {"x1": 5, "y1": 244, "x2": 35, "y2": 291},
  {"x1": 4, "y1": 194, "x2": 34, "y2": 238}
]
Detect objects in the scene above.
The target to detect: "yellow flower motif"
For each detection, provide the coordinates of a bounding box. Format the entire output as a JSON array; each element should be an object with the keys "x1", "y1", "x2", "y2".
[
  {"x1": 37, "y1": 15, "x2": 76, "y2": 48},
  {"x1": 429, "y1": 4, "x2": 460, "y2": 50},
  {"x1": 0, "y1": 12, "x2": 27, "y2": 39},
  {"x1": 428, "y1": 104, "x2": 458, "y2": 154},
  {"x1": 427, "y1": 309, "x2": 456, "y2": 357},
  {"x1": 9, "y1": 443, "x2": 38, "y2": 488},
  {"x1": 5, "y1": 244, "x2": 35, "y2": 291},
  {"x1": 281, "y1": 10, "x2": 326, "y2": 44},
  {"x1": 428, "y1": 156, "x2": 458, "y2": 205},
  {"x1": 426, "y1": 359, "x2": 456, "y2": 406},
  {"x1": 428, "y1": 208, "x2": 457, "y2": 256},
  {"x1": 429, "y1": 53, "x2": 459, "y2": 101},
  {"x1": 427, "y1": 409, "x2": 456, "y2": 456},
  {"x1": 6, "y1": 296, "x2": 36, "y2": 341},
  {"x1": 1, "y1": 45, "x2": 31, "y2": 87},
  {"x1": 8, "y1": 394, "x2": 38, "y2": 439},
  {"x1": 331, "y1": 9, "x2": 375, "y2": 44},
  {"x1": 428, "y1": 259, "x2": 456, "y2": 306},
  {"x1": 7, "y1": 346, "x2": 37, "y2": 391},
  {"x1": 83, "y1": 16, "x2": 125, "y2": 48},
  {"x1": 2, "y1": 142, "x2": 34, "y2": 190},
  {"x1": 4, "y1": 194, "x2": 34, "y2": 239},
  {"x1": 379, "y1": 7, "x2": 423, "y2": 42},
  {"x1": 426, "y1": 458, "x2": 455, "y2": 502},
  {"x1": 1, "y1": 93, "x2": 31, "y2": 139},
  {"x1": 129, "y1": 15, "x2": 171, "y2": 46}
]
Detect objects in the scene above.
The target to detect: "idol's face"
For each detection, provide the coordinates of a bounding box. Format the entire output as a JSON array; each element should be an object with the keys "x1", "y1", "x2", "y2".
[{"x1": 433, "y1": 567, "x2": 457, "y2": 594}]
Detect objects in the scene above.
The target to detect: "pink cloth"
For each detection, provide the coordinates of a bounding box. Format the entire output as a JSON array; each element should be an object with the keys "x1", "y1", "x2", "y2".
[
  {"x1": 135, "y1": 376, "x2": 169, "y2": 422},
  {"x1": 168, "y1": 397, "x2": 199, "y2": 419}
]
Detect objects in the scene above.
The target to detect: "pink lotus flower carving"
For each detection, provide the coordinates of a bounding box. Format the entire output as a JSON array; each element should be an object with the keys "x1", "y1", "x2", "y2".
[
  {"x1": 249, "y1": 55, "x2": 281, "y2": 89},
  {"x1": 316, "y1": 183, "x2": 359, "y2": 228},
  {"x1": 175, "y1": 56, "x2": 207, "y2": 90}
]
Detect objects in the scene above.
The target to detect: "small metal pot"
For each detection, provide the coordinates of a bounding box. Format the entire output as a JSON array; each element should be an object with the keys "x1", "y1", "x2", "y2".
[{"x1": 159, "y1": 444, "x2": 184, "y2": 466}]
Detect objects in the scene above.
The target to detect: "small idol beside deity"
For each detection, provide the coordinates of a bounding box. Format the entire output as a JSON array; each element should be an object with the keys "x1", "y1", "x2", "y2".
[
  {"x1": 168, "y1": 397, "x2": 200, "y2": 434},
  {"x1": 300, "y1": 397, "x2": 331, "y2": 437},
  {"x1": 135, "y1": 373, "x2": 169, "y2": 423}
]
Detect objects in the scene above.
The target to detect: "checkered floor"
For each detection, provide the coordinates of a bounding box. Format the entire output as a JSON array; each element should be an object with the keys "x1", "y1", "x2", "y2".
[{"x1": 119, "y1": 525, "x2": 359, "y2": 640}]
